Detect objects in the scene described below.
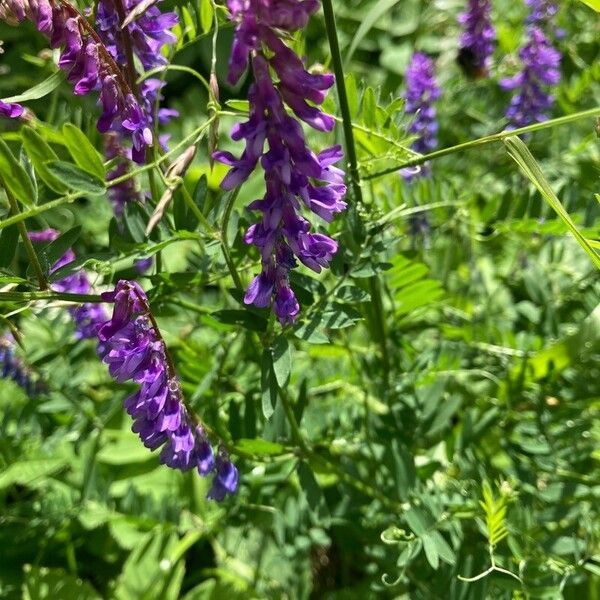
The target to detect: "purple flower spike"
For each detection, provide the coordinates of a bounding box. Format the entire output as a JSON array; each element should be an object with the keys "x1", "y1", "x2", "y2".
[
  {"x1": 217, "y1": 0, "x2": 347, "y2": 325},
  {"x1": 458, "y1": 0, "x2": 496, "y2": 77},
  {"x1": 402, "y1": 53, "x2": 440, "y2": 180},
  {"x1": 0, "y1": 0, "x2": 152, "y2": 164},
  {"x1": 29, "y1": 229, "x2": 107, "y2": 340},
  {"x1": 97, "y1": 280, "x2": 238, "y2": 500},
  {"x1": 500, "y1": 26, "x2": 561, "y2": 128},
  {"x1": 526, "y1": 0, "x2": 558, "y2": 26}
]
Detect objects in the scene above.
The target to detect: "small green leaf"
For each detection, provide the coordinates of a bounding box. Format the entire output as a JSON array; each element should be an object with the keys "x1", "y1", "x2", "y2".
[
  {"x1": 45, "y1": 160, "x2": 106, "y2": 195},
  {"x1": 2, "y1": 71, "x2": 64, "y2": 103},
  {"x1": 200, "y1": 0, "x2": 214, "y2": 33},
  {"x1": 272, "y1": 335, "x2": 292, "y2": 388},
  {"x1": 233, "y1": 438, "x2": 286, "y2": 457},
  {"x1": 62, "y1": 123, "x2": 106, "y2": 179},
  {"x1": 577, "y1": 0, "x2": 600, "y2": 10},
  {"x1": 0, "y1": 139, "x2": 36, "y2": 206},
  {"x1": 21, "y1": 127, "x2": 68, "y2": 194},
  {"x1": 261, "y1": 349, "x2": 277, "y2": 420}
]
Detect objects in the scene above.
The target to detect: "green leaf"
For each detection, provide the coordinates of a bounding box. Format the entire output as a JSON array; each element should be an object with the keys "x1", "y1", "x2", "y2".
[
  {"x1": 577, "y1": 0, "x2": 600, "y2": 10},
  {"x1": 21, "y1": 127, "x2": 68, "y2": 194},
  {"x1": 199, "y1": 0, "x2": 213, "y2": 33},
  {"x1": 261, "y1": 349, "x2": 277, "y2": 420},
  {"x1": 271, "y1": 335, "x2": 292, "y2": 388},
  {"x1": 504, "y1": 136, "x2": 600, "y2": 270},
  {"x1": 0, "y1": 225, "x2": 19, "y2": 267},
  {"x1": 0, "y1": 458, "x2": 67, "y2": 490},
  {"x1": 0, "y1": 138, "x2": 36, "y2": 206},
  {"x1": 2, "y1": 71, "x2": 64, "y2": 103},
  {"x1": 22, "y1": 565, "x2": 101, "y2": 600},
  {"x1": 233, "y1": 438, "x2": 286, "y2": 457},
  {"x1": 422, "y1": 532, "x2": 440, "y2": 570},
  {"x1": 62, "y1": 123, "x2": 106, "y2": 179},
  {"x1": 45, "y1": 160, "x2": 106, "y2": 195},
  {"x1": 38, "y1": 226, "x2": 81, "y2": 275},
  {"x1": 345, "y1": 0, "x2": 404, "y2": 64}
]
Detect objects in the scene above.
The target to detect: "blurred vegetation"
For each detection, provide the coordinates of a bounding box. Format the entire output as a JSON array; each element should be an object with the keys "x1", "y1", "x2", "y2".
[{"x1": 0, "y1": 0, "x2": 599, "y2": 598}]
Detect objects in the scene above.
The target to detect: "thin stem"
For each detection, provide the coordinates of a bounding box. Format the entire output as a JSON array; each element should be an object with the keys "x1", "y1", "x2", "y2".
[
  {"x1": 0, "y1": 291, "x2": 104, "y2": 303},
  {"x1": 321, "y1": 0, "x2": 362, "y2": 206},
  {"x1": 365, "y1": 106, "x2": 600, "y2": 181},
  {"x1": 111, "y1": 0, "x2": 138, "y2": 95},
  {"x1": 2, "y1": 184, "x2": 48, "y2": 290},
  {"x1": 321, "y1": 0, "x2": 390, "y2": 376},
  {"x1": 220, "y1": 187, "x2": 244, "y2": 290},
  {"x1": 278, "y1": 386, "x2": 309, "y2": 453},
  {"x1": 0, "y1": 194, "x2": 84, "y2": 232}
]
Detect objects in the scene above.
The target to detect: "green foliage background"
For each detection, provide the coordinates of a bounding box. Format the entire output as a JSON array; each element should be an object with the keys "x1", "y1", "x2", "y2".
[{"x1": 0, "y1": 0, "x2": 599, "y2": 598}]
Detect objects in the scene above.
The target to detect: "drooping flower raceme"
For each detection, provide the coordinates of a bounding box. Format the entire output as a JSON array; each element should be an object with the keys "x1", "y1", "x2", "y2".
[
  {"x1": 96, "y1": 0, "x2": 179, "y2": 211},
  {"x1": 500, "y1": 26, "x2": 560, "y2": 128},
  {"x1": 458, "y1": 0, "x2": 496, "y2": 77},
  {"x1": 402, "y1": 52, "x2": 441, "y2": 179},
  {"x1": 97, "y1": 280, "x2": 238, "y2": 500},
  {"x1": 29, "y1": 229, "x2": 107, "y2": 339},
  {"x1": 0, "y1": 0, "x2": 151, "y2": 163},
  {"x1": 215, "y1": 0, "x2": 347, "y2": 325}
]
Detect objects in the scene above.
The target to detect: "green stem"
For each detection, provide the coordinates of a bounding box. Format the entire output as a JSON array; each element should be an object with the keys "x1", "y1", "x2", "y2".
[
  {"x1": 321, "y1": 0, "x2": 362, "y2": 206},
  {"x1": 321, "y1": 0, "x2": 390, "y2": 375},
  {"x1": 2, "y1": 184, "x2": 48, "y2": 290},
  {"x1": 220, "y1": 187, "x2": 244, "y2": 290},
  {"x1": 365, "y1": 106, "x2": 600, "y2": 181},
  {"x1": 0, "y1": 194, "x2": 84, "y2": 232},
  {"x1": 0, "y1": 291, "x2": 104, "y2": 303},
  {"x1": 278, "y1": 386, "x2": 309, "y2": 454}
]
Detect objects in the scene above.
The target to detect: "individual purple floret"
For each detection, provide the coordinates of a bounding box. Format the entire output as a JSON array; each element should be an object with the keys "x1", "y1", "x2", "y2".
[
  {"x1": 0, "y1": 0, "x2": 151, "y2": 163},
  {"x1": 500, "y1": 26, "x2": 561, "y2": 128},
  {"x1": 0, "y1": 100, "x2": 24, "y2": 119},
  {"x1": 402, "y1": 52, "x2": 440, "y2": 179},
  {"x1": 458, "y1": 0, "x2": 496, "y2": 77},
  {"x1": 97, "y1": 280, "x2": 238, "y2": 499},
  {"x1": 29, "y1": 229, "x2": 107, "y2": 339},
  {"x1": 215, "y1": 0, "x2": 347, "y2": 325}
]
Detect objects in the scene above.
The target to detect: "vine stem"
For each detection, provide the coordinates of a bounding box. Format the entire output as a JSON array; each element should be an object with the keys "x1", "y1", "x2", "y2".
[
  {"x1": 321, "y1": 0, "x2": 362, "y2": 206},
  {"x1": 0, "y1": 291, "x2": 103, "y2": 303},
  {"x1": 365, "y1": 106, "x2": 600, "y2": 181},
  {"x1": 220, "y1": 187, "x2": 244, "y2": 290},
  {"x1": 1, "y1": 183, "x2": 48, "y2": 290},
  {"x1": 321, "y1": 0, "x2": 390, "y2": 376}
]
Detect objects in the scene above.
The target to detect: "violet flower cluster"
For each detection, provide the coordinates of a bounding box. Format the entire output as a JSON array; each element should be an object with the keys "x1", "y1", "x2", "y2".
[
  {"x1": 96, "y1": 0, "x2": 178, "y2": 211},
  {"x1": 402, "y1": 52, "x2": 441, "y2": 179},
  {"x1": 500, "y1": 26, "x2": 560, "y2": 128},
  {"x1": 526, "y1": 0, "x2": 558, "y2": 26},
  {"x1": 97, "y1": 280, "x2": 238, "y2": 500},
  {"x1": 458, "y1": 0, "x2": 496, "y2": 77},
  {"x1": 0, "y1": 0, "x2": 153, "y2": 164},
  {"x1": 215, "y1": 0, "x2": 347, "y2": 325},
  {"x1": 29, "y1": 229, "x2": 107, "y2": 339},
  {"x1": 0, "y1": 335, "x2": 40, "y2": 396}
]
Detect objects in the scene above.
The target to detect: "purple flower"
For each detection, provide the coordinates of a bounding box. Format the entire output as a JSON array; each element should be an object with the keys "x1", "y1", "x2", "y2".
[
  {"x1": 402, "y1": 53, "x2": 440, "y2": 179},
  {"x1": 216, "y1": 1, "x2": 347, "y2": 324},
  {"x1": 98, "y1": 280, "x2": 238, "y2": 499},
  {"x1": 0, "y1": 100, "x2": 24, "y2": 119},
  {"x1": 29, "y1": 229, "x2": 107, "y2": 339},
  {"x1": 458, "y1": 0, "x2": 496, "y2": 77},
  {"x1": 500, "y1": 26, "x2": 560, "y2": 128},
  {"x1": 0, "y1": 0, "x2": 151, "y2": 163},
  {"x1": 0, "y1": 336, "x2": 40, "y2": 396},
  {"x1": 526, "y1": 0, "x2": 558, "y2": 25}
]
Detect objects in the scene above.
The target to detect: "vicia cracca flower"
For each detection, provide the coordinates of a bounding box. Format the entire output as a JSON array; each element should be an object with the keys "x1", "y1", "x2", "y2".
[
  {"x1": 215, "y1": 0, "x2": 347, "y2": 325},
  {"x1": 500, "y1": 26, "x2": 560, "y2": 128},
  {"x1": 457, "y1": 0, "x2": 496, "y2": 78},
  {"x1": 97, "y1": 280, "x2": 238, "y2": 500},
  {"x1": 0, "y1": 0, "x2": 153, "y2": 163},
  {"x1": 402, "y1": 52, "x2": 440, "y2": 179}
]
